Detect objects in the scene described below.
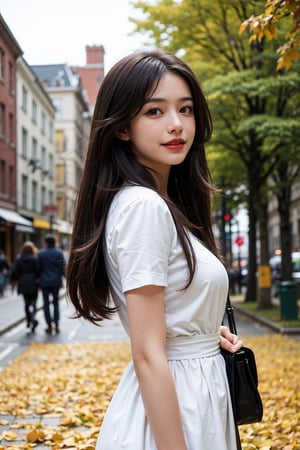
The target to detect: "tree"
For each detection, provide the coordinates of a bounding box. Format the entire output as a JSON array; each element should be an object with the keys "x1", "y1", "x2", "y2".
[
  {"x1": 240, "y1": 0, "x2": 300, "y2": 70},
  {"x1": 130, "y1": 0, "x2": 300, "y2": 308}
]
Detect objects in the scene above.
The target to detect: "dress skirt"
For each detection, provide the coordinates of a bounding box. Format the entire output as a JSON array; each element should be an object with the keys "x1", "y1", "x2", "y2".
[{"x1": 96, "y1": 333, "x2": 238, "y2": 450}]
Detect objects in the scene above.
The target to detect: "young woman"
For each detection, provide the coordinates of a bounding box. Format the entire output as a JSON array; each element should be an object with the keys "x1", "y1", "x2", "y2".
[{"x1": 67, "y1": 50, "x2": 243, "y2": 450}]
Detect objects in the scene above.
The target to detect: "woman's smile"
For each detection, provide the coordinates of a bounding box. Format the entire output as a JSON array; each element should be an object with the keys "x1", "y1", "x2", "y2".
[{"x1": 162, "y1": 138, "x2": 186, "y2": 151}]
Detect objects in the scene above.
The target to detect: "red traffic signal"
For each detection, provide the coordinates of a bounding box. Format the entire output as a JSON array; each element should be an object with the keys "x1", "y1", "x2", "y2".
[
  {"x1": 224, "y1": 213, "x2": 231, "y2": 222},
  {"x1": 235, "y1": 236, "x2": 244, "y2": 246}
]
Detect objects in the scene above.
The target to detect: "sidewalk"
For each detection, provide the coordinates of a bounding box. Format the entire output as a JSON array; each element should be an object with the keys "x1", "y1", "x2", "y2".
[
  {"x1": 231, "y1": 292, "x2": 300, "y2": 336},
  {"x1": 0, "y1": 285, "x2": 65, "y2": 336}
]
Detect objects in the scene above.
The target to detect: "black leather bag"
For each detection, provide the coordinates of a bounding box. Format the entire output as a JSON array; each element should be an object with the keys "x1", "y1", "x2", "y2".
[{"x1": 221, "y1": 295, "x2": 263, "y2": 425}]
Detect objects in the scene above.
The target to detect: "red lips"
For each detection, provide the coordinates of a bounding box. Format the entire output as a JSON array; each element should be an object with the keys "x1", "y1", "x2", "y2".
[
  {"x1": 163, "y1": 138, "x2": 185, "y2": 146},
  {"x1": 163, "y1": 138, "x2": 186, "y2": 150}
]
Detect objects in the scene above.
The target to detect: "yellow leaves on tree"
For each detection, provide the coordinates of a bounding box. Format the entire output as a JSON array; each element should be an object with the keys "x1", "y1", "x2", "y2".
[{"x1": 240, "y1": 0, "x2": 300, "y2": 70}]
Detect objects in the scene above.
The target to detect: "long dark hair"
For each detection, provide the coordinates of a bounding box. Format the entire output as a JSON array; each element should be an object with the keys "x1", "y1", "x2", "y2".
[{"x1": 67, "y1": 49, "x2": 219, "y2": 324}]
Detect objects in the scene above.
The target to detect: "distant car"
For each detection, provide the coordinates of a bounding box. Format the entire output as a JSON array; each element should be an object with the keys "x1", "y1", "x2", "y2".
[
  {"x1": 269, "y1": 252, "x2": 300, "y2": 284},
  {"x1": 292, "y1": 252, "x2": 300, "y2": 284}
]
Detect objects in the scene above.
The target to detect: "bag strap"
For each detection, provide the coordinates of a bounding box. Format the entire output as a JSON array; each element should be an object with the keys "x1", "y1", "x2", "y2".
[{"x1": 225, "y1": 293, "x2": 238, "y2": 335}]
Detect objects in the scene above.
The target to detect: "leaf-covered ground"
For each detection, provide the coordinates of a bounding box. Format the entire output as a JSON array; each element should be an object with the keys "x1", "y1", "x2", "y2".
[{"x1": 0, "y1": 335, "x2": 299, "y2": 449}]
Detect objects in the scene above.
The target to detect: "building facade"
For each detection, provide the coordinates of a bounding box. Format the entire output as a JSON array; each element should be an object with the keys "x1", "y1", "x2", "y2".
[
  {"x1": 16, "y1": 57, "x2": 56, "y2": 249},
  {"x1": 31, "y1": 64, "x2": 90, "y2": 249},
  {"x1": 0, "y1": 14, "x2": 32, "y2": 262}
]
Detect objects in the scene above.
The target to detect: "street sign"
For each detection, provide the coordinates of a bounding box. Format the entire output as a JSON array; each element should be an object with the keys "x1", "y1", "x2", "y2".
[{"x1": 43, "y1": 205, "x2": 58, "y2": 216}]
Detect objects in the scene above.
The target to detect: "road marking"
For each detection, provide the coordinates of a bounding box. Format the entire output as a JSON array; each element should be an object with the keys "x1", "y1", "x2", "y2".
[
  {"x1": 5, "y1": 323, "x2": 25, "y2": 337},
  {"x1": 67, "y1": 322, "x2": 82, "y2": 341},
  {"x1": 0, "y1": 343, "x2": 19, "y2": 361}
]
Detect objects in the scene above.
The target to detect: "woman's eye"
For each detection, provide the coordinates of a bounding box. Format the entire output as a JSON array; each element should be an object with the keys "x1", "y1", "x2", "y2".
[
  {"x1": 181, "y1": 105, "x2": 193, "y2": 114},
  {"x1": 147, "y1": 107, "x2": 162, "y2": 116}
]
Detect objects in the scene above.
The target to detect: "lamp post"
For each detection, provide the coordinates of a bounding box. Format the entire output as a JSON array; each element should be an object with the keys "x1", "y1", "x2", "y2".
[
  {"x1": 44, "y1": 205, "x2": 57, "y2": 233},
  {"x1": 233, "y1": 220, "x2": 244, "y2": 294}
]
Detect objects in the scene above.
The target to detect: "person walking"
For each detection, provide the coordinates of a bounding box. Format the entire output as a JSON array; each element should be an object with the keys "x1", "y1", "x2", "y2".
[
  {"x1": 67, "y1": 50, "x2": 243, "y2": 449},
  {"x1": 11, "y1": 241, "x2": 39, "y2": 332},
  {"x1": 0, "y1": 249, "x2": 10, "y2": 297},
  {"x1": 38, "y1": 234, "x2": 65, "y2": 334}
]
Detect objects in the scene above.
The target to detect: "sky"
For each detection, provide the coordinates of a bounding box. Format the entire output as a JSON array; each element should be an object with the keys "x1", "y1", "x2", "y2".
[{"x1": 0, "y1": 0, "x2": 147, "y2": 73}]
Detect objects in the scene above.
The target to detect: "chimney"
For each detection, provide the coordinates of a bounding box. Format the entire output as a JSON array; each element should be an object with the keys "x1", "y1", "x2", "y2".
[{"x1": 86, "y1": 45, "x2": 105, "y2": 65}]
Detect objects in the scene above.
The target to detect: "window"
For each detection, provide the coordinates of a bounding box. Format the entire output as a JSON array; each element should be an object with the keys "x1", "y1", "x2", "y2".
[
  {"x1": 49, "y1": 190, "x2": 54, "y2": 205},
  {"x1": 22, "y1": 127, "x2": 28, "y2": 157},
  {"x1": 32, "y1": 100, "x2": 37, "y2": 123},
  {"x1": 22, "y1": 86, "x2": 28, "y2": 112},
  {"x1": 57, "y1": 163, "x2": 64, "y2": 186},
  {"x1": 0, "y1": 48, "x2": 4, "y2": 80},
  {"x1": 8, "y1": 61, "x2": 14, "y2": 94},
  {"x1": 41, "y1": 111, "x2": 46, "y2": 134},
  {"x1": 55, "y1": 130, "x2": 66, "y2": 151},
  {"x1": 22, "y1": 175, "x2": 28, "y2": 208},
  {"x1": 49, "y1": 121, "x2": 53, "y2": 142},
  {"x1": 8, "y1": 113, "x2": 13, "y2": 144},
  {"x1": 8, "y1": 166, "x2": 14, "y2": 199},
  {"x1": 41, "y1": 186, "x2": 46, "y2": 214},
  {"x1": 0, "y1": 160, "x2": 5, "y2": 193},
  {"x1": 0, "y1": 103, "x2": 5, "y2": 137},
  {"x1": 52, "y1": 98, "x2": 63, "y2": 118},
  {"x1": 49, "y1": 154, "x2": 54, "y2": 177},
  {"x1": 32, "y1": 137, "x2": 38, "y2": 160},
  {"x1": 41, "y1": 146, "x2": 46, "y2": 170},
  {"x1": 32, "y1": 180, "x2": 38, "y2": 211}
]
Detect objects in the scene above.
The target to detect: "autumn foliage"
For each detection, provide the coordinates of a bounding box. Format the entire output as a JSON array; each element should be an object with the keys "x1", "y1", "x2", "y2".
[
  {"x1": 0, "y1": 335, "x2": 299, "y2": 449},
  {"x1": 240, "y1": 0, "x2": 300, "y2": 70}
]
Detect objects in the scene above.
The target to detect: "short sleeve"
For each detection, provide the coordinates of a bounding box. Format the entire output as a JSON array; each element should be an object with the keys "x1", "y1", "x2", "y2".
[{"x1": 108, "y1": 193, "x2": 175, "y2": 293}]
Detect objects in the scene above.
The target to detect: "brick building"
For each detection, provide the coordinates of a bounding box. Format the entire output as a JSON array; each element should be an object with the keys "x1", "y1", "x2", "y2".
[
  {"x1": 0, "y1": 14, "x2": 32, "y2": 261},
  {"x1": 74, "y1": 45, "x2": 105, "y2": 113}
]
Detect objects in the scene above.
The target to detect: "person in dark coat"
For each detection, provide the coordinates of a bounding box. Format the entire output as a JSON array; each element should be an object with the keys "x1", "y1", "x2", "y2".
[
  {"x1": 38, "y1": 234, "x2": 66, "y2": 334},
  {"x1": 0, "y1": 249, "x2": 10, "y2": 297},
  {"x1": 11, "y1": 241, "x2": 39, "y2": 332}
]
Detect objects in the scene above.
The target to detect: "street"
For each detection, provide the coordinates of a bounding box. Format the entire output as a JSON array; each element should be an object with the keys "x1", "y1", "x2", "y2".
[
  {"x1": 0, "y1": 292, "x2": 128, "y2": 368},
  {"x1": 0, "y1": 290, "x2": 274, "y2": 369}
]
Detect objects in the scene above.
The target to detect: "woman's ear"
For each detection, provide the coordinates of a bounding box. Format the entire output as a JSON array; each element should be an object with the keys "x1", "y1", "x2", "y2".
[{"x1": 115, "y1": 128, "x2": 130, "y2": 141}]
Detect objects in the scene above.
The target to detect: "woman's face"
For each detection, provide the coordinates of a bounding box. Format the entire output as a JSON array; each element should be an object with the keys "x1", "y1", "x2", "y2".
[{"x1": 119, "y1": 72, "x2": 196, "y2": 190}]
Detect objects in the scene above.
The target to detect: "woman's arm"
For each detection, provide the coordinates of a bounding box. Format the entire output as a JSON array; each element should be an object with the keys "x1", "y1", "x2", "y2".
[{"x1": 126, "y1": 285, "x2": 188, "y2": 450}]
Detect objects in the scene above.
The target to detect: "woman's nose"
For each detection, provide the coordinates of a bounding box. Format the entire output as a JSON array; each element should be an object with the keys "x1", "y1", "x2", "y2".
[{"x1": 167, "y1": 112, "x2": 183, "y2": 133}]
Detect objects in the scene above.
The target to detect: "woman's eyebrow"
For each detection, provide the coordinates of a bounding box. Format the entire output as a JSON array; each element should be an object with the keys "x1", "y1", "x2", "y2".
[{"x1": 145, "y1": 96, "x2": 193, "y2": 104}]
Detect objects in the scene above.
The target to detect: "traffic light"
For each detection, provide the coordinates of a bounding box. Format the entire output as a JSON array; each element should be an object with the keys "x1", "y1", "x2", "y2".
[
  {"x1": 224, "y1": 213, "x2": 231, "y2": 222},
  {"x1": 235, "y1": 236, "x2": 244, "y2": 246}
]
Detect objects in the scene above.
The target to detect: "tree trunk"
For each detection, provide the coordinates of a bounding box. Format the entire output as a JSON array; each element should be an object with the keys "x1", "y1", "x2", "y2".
[
  {"x1": 279, "y1": 200, "x2": 293, "y2": 281},
  {"x1": 275, "y1": 164, "x2": 293, "y2": 281},
  {"x1": 245, "y1": 197, "x2": 257, "y2": 302},
  {"x1": 256, "y1": 199, "x2": 272, "y2": 309}
]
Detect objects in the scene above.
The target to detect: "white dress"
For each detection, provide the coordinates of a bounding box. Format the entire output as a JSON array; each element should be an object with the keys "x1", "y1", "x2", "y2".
[{"x1": 96, "y1": 185, "x2": 238, "y2": 450}]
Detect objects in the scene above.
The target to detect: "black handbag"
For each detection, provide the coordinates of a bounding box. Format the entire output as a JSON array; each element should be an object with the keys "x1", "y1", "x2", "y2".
[{"x1": 221, "y1": 294, "x2": 263, "y2": 425}]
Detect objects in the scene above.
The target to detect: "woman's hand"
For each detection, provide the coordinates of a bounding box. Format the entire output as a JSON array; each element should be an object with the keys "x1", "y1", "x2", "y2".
[{"x1": 219, "y1": 325, "x2": 243, "y2": 353}]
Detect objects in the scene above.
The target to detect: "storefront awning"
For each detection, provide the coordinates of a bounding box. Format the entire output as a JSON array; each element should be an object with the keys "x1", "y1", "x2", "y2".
[
  {"x1": 0, "y1": 208, "x2": 33, "y2": 227},
  {"x1": 16, "y1": 224, "x2": 35, "y2": 233},
  {"x1": 54, "y1": 219, "x2": 73, "y2": 235},
  {"x1": 33, "y1": 217, "x2": 51, "y2": 229}
]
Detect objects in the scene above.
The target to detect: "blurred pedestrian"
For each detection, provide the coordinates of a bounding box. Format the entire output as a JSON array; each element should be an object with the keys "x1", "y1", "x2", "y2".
[
  {"x1": 0, "y1": 249, "x2": 10, "y2": 297},
  {"x1": 67, "y1": 50, "x2": 243, "y2": 449},
  {"x1": 11, "y1": 241, "x2": 39, "y2": 332},
  {"x1": 38, "y1": 234, "x2": 65, "y2": 334}
]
